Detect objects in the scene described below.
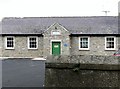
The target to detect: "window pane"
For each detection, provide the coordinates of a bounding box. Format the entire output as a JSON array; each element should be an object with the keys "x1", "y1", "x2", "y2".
[
  {"x1": 80, "y1": 37, "x2": 88, "y2": 49},
  {"x1": 7, "y1": 37, "x2": 14, "y2": 48},
  {"x1": 106, "y1": 37, "x2": 114, "y2": 49},
  {"x1": 7, "y1": 37, "x2": 13, "y2": 41},
  {"x1": 29, "y1": 37, "x2": 37, "y2": 48}
]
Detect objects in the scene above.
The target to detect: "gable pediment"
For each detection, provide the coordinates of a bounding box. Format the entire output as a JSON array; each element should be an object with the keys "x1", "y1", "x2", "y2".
[{"x1": 43, "y1": 23, "x2": 69, "y2": 35}]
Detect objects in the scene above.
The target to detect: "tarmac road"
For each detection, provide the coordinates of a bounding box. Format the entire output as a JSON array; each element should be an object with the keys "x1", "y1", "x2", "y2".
[{"x1": 2, "y1": 58, "x2": 45, "y2": 88}]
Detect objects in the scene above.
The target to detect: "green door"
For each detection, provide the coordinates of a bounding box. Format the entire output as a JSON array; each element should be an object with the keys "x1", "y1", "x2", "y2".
[{"x1": 52, "y1": 42, "x2": 61, "y2": 55}]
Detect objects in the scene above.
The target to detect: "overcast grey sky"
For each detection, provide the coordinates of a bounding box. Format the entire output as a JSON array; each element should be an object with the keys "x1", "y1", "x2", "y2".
[{"x1": 0, "y1": 0, "x2": 119, "y2": 21}]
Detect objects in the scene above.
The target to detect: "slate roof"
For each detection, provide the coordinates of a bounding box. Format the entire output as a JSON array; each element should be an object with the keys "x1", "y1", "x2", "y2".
[{"x1": 1, "y1": 16, "x2": 118, "y2": 34}]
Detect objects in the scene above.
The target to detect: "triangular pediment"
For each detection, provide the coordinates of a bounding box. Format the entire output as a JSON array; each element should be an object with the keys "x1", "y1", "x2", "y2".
[{"x1": 43, "y1": 23, "x2": 69, "y2": 35}]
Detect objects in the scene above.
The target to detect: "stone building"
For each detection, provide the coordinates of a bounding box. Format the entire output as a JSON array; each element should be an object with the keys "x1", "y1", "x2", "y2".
[{"x1": 0, "y1": 16, "x2": 119, "y2": 57}]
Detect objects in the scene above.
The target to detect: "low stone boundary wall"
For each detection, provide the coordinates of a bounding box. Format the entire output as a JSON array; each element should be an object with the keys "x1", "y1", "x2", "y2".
[
  {"x1": 46, "y1": 55, "x2": 120, "y2": 64},
  {"x1": 46, "y1": 63, "x2": 120, "y2": 70},
  {"x1": 45, "y1": 55, "x2": 120, "y2": 87},
  {"x1": 45, "y1": 63, "x2": 120, "y2": 87}
]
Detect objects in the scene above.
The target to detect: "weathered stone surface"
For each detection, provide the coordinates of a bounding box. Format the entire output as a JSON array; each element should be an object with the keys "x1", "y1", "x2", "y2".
[
  {"x1": 46, "y1": 55, "x2": 120, "y2": 65},
  {"x1": 43, "y1": 23, "x2": 70, "y2": 56},
  {"x1": 1, "y1": 36, "x2": 43, "y2": 57},
  {"x1": 46, "y1": 63, "x2": 120, "y2": 70},
  {"x1": 70, "y1": 36, "x2": 119, "y2": 56},
  {"x1": 0, "y1": 35, "x2": 120, "y2": 57},
  {"x1": 104, "y1": 56, "x2": 119, "y2": 64},
  {"x1": 45, "y1": 56, "x2": 120, "y2": 88},
  {"x1": 45, "y1": 67, "x2": 119, "y2": 87},
  {"x1": 79, "y1": 55, "x2": 92, "y2": 64}
]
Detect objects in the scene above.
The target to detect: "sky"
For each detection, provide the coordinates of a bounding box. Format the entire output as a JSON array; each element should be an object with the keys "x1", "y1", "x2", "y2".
[{"x1": 0, "y1": 0, "x2": 119, "y2": 21}]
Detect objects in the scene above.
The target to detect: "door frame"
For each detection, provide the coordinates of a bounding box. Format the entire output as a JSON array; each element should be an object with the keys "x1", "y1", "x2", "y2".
[{"x1": 50, "y1": 40, "x2": 62, "y2": 55}]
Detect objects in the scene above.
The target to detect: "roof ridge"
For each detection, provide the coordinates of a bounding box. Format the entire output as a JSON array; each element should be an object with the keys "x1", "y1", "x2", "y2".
[{"x1": 2, "y1": 16, "x2": 118, "y2": 20}]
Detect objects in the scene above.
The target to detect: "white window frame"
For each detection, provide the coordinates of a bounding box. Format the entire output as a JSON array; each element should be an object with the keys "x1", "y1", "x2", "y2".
[
  {"x1": 5, "y1": 36, "x2": 15, "y2": 49},
  {"x1": 79, "y1": 37, "x2": 90, "y2": 50},
  {"x1": 28, "y1": 36, "x2": 38, "y2": 49},
  {"x1": 105, "y1": 36, "x2": 116, "y2": 50}
]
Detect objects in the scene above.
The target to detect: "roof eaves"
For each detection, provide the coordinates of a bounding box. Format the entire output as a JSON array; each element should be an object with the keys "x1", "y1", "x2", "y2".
[{"x1": 1, "y1": 33, "x2": 43, "y2": 36}]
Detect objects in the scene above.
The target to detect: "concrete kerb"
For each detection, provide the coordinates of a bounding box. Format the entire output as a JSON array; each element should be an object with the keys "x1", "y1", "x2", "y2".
[
  {"x1": 0, "y1": 57, "x2": 46, "y2": 61},
  {"x1": 31, "y1": 58, "x2": 46, "y2": 61}
]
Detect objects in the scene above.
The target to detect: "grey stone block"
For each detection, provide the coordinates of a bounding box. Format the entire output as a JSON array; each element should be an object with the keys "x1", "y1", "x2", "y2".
[
  {"x1": 79, "y1": 55, "x2": 92, "y2": 64},
  {"x1": 104, "y1": 56, "x2": 118, "y2": 64}
]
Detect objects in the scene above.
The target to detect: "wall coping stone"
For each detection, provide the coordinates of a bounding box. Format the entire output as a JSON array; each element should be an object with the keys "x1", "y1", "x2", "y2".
[
  {"x1": 46, "y1": 63, "x2": 120, "y2": 70},
  {"x1": 46, "y1": 55, "x2": 120, "y2": 65}
]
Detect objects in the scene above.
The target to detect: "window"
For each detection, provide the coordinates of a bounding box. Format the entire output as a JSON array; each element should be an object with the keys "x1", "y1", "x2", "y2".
[
  {"x1": 105, "y1": 37, "x2": 116, "y2": 50},
  {"x1": 79, "y1": 37, "x2": 90, "y2": 50},
  {"x1": 5, "y1": 36, "x2": 15, "y2": 49},
  {"x1": 28, "y1": 37, "x2": 38, "y2": 49}
]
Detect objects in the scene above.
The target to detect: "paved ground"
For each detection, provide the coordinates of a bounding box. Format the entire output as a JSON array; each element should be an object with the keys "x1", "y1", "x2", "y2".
[{"x1": 2, "y1": 58, "x2": 45, "y2": 87}]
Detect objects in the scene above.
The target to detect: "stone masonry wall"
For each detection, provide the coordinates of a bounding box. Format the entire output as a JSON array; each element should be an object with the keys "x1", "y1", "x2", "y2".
[
  {"x1": 0, "y1": 36, "x2": 2, "y2": 57},
  {"x1": 1, "y1": 36, "x2": 43, "y2": 57},
  {"x1": 46, "y1": 55, "x2": 120, "y2": 65},
  {"x1": 43, "y1": 23, "x2": 70, "y2": 56},
  {"x1": 70, "y1": 36, "x2": 119, "y2": 56},
  {"x1": 45, "y1": 55, "x2": 120, "y2": 87},
  {"x1": 0, "y1": 35, "x2": 120, "y2": 57},
  {"x1": 45, "y1": 67, "x2": 120, "y2": 87}
]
